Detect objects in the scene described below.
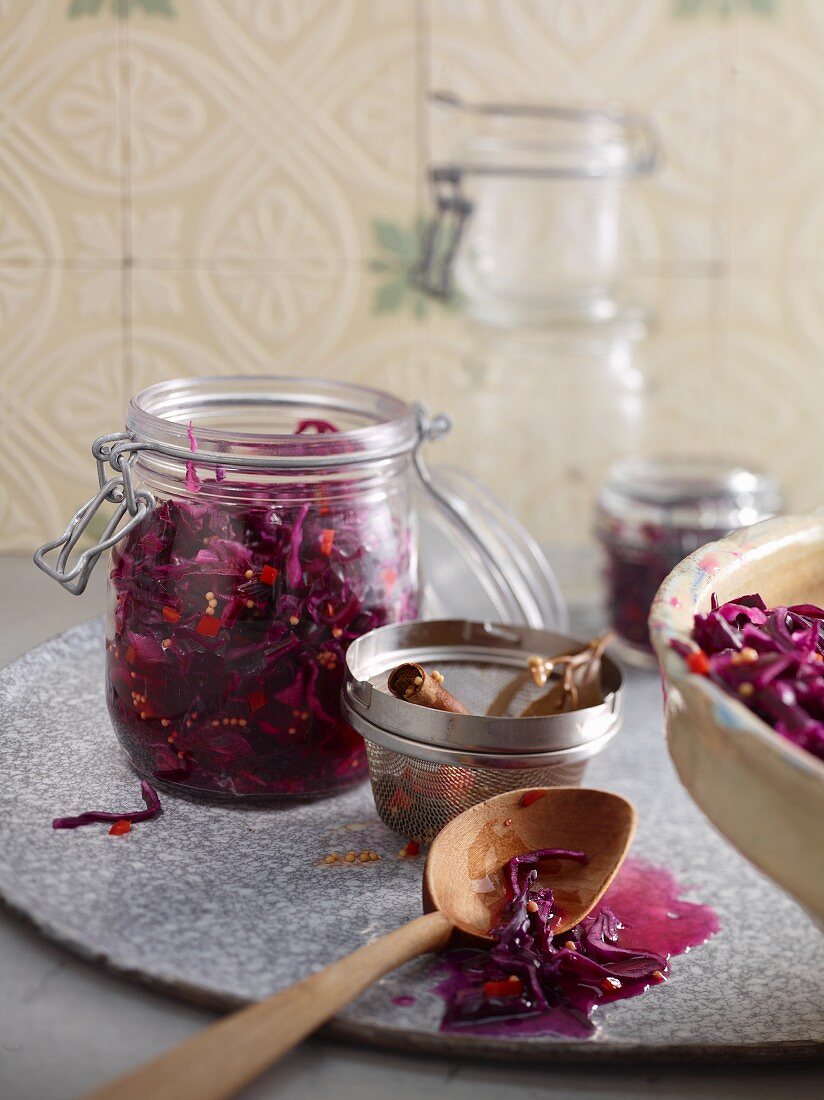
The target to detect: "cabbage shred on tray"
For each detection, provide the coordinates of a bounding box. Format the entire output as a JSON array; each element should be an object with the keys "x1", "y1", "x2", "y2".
[{"x1": 673, "y1": 594, "x2": 824, "y2": 762}]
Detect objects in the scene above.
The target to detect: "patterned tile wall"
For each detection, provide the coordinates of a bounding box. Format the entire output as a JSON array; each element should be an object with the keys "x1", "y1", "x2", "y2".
[{"x1": 1, "y1": 0, "x2": 822, "y2": 576}]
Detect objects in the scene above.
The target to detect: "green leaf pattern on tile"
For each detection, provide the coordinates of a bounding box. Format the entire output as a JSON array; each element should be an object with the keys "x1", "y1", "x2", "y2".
[
  {"x1": 673, "y1": 0, "x2": 775, "y2": 16},
  {"x1": 68, "y1": 0, "x2": 175, "y2": 17},
  {"x1": 370, "y1": 218, "x2": 462, "y2": 318}
]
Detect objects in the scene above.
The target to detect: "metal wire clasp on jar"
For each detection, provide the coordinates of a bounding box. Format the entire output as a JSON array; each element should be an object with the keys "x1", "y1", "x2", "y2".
[{"x1": 342, "y1": 620, "x2": 624, "y2": 842}]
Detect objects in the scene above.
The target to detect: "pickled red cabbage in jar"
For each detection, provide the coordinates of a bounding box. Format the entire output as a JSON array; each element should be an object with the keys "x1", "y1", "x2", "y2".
[{"x1": 106, "y1": 480, "x2": 418, "y2": 798}]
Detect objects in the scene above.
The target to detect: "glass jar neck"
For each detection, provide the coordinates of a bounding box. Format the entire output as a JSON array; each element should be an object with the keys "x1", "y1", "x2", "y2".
[
  {"x1": 127, "y1": 376, "x2": 419, "y2": 471},
  {"x1": 126, "y1": 377, "x2": 419, "y2": 505}
]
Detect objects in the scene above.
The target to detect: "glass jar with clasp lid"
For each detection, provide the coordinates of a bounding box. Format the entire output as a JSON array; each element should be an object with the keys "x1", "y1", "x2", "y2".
[
  {"x1": 35, "y1": 376, "x2": 567, "y2": 800},
  {"x1": 412, "y1": 93, "x2": 658, "y2": 324}
]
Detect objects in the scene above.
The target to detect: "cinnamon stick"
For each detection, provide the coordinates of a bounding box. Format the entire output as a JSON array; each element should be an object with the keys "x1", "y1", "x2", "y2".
[{"x1": 387, "y1": 663, "x2": 470, "y2": 714}]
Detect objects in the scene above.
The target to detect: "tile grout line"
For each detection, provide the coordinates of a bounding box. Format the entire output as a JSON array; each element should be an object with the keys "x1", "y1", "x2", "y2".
[
  {"x1": 119, "y1": 10, "x2": 133, "y2": 402},
  {"x1": 415, "y1": 0, "x2": 436, "y2": 412},
  {"x1": 710, "y1": 5, "x2": 740, "y2": 453},
  {"x1": 414, "y1": 0, "x2": 430, "y2": 222}
]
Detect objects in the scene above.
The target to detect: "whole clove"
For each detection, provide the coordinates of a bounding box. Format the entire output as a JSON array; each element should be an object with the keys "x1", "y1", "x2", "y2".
[
  {"x1": 387, "y1": 663, "x2": 470, "y2": 714},
  {"x1": 486, "y1": 634, "x2": 614, "y2": 718},
  {"x1": 519, "y1": 633, "x2": 614, "y2": 717}
]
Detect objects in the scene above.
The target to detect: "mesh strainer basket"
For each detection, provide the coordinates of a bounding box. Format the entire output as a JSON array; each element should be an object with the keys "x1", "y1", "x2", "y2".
[{"x1": 343, "y1": 620, "x2": 623, "y2": 842}]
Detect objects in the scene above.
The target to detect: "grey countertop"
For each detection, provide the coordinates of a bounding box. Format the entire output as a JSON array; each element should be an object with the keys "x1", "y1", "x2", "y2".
[{"x1": 1, "y1": 555, "x2": 822, "y2": 1100}]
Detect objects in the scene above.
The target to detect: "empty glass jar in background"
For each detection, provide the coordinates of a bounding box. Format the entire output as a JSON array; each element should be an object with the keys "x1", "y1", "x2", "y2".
[
  {"x1": 433, "y1": 314, "x2": 649, "y2": 602},
  {"x1": 414, "y1": 93, "x2": 657, "y2": 325},
  {"x1": 596, "y1": 459, "x2": 783, "y2": 665}
]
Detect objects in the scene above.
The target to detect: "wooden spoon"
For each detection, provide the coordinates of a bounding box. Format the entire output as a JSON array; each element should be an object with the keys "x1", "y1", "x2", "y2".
[{"x1": 82, "y1": 788, "x2": 635, "y2": 1100}]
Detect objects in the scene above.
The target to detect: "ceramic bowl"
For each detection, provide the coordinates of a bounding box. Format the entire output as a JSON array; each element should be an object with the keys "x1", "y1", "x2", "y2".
[{"x1": 649, "y1": 514, "x2": 824, "y2": 928}]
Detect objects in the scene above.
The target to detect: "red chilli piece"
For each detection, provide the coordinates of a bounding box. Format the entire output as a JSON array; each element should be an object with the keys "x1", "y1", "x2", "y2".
[
  {"x1": 387, "y1": 789, "x2": 412, "y2": 812},
  {"x1": 320, "y1": 529, "x2": 335, "y2": 556},
  {"x1": 483, "y1": 978, "x2": 524, "y2": 999},
  {"x1": 247, "y1": 690, "x2": 267, "y2": 713},
  {"x1": 109, "y1": 819, "x2": 132, "y2": 837},
  {"x1": 259, "y1": 564, "x2": 278, "y2": 586},
  {"x1": 124, "y1": 645, "x2": 137, "y2": 664},
  {"x1": 162, "y1": 606, "x2": 181, "y2": 624},
  {"x1": 196, "y1": 613, "x2": 221, "y2": 638},
  {"x1": 520, "y1": 789, "x2": 548, "y2": 808},
  {"x1": 686, "y1": 649, "x2": 711, "y2": 676}
]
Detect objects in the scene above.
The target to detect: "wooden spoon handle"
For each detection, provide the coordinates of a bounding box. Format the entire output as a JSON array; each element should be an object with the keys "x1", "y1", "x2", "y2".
[{"x1": 82, "y1": 911, "x2": 452, "y2": 1100}]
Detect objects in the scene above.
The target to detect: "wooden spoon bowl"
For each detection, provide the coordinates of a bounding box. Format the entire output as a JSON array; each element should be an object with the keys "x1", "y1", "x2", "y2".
[{"x1": 425, "y1": 786, "x2": 637, "y2": 941}]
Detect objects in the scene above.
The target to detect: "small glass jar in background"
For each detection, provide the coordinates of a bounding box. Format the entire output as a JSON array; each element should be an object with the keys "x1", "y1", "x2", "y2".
[{"x1": 596, "y1": 459, "x2": 783, "y2": 665}]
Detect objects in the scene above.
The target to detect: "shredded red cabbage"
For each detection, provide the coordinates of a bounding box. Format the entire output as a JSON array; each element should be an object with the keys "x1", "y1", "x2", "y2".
[
  {"x1": 53, "y1": 780, "x2": 162, "y2": 830},
  {"x1": 294, "y1": 419, "x2": 338, "y2": 435},
  {"x1": 601, "y1": 522, "x2": 730, "y2": 654},
  {"x1": 439, "y1": 849, "x2": 668, "y2": 1035},
  {"x1": 674, "y1": 593, "x2": 824, "y2": 762},
  {"x1": 106, "y1": 426, "x2": 418, "y2": 797}
]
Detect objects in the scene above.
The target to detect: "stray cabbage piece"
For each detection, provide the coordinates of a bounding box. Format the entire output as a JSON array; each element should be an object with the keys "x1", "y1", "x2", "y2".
[
  {"x1": 674, "y1": 593, "x2": 824, "y2": 762},
  {"x1": 53, "y1": 780, "x2": 161, "y2": 830}
]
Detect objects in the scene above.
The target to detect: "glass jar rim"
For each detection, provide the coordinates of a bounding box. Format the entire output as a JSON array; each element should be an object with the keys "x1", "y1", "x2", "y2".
[
  {"x1": 126, "y1": 376, "x2": 420, "y2": 470},
  {"x1": 432, "y1": 94, "x2": 657, "y2": 180},
  {"x1": 603, "y1": 457, "x2": 779, "y2": 505},
  {"x1": 596, "y1": 456, "x2": 783, "y2": 538}
]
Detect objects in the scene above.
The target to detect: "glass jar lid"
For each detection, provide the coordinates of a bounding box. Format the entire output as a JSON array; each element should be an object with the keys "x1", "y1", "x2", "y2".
[
  {"x1": 596, "y1": 457, "x2": 783, "y2": 544},
  {"x1": 416, "y1": 465, "x2": 568, "y2": 632}
]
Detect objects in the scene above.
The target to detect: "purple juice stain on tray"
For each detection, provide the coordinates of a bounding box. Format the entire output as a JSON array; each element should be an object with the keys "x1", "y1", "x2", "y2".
[{"x1": 435, "y1": 857, "x2": 719, "y2": 1039}]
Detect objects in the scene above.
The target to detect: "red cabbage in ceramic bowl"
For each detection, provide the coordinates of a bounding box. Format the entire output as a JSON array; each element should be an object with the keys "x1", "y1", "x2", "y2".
[{"x1": 649, "y1": 515, "x2": 824, "y2": 929}]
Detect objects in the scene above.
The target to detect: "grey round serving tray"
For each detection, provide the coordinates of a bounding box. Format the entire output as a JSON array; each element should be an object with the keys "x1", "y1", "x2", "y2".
[{"x1": 0, "y1": 618, "x2": 823, "y2": 1062}]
